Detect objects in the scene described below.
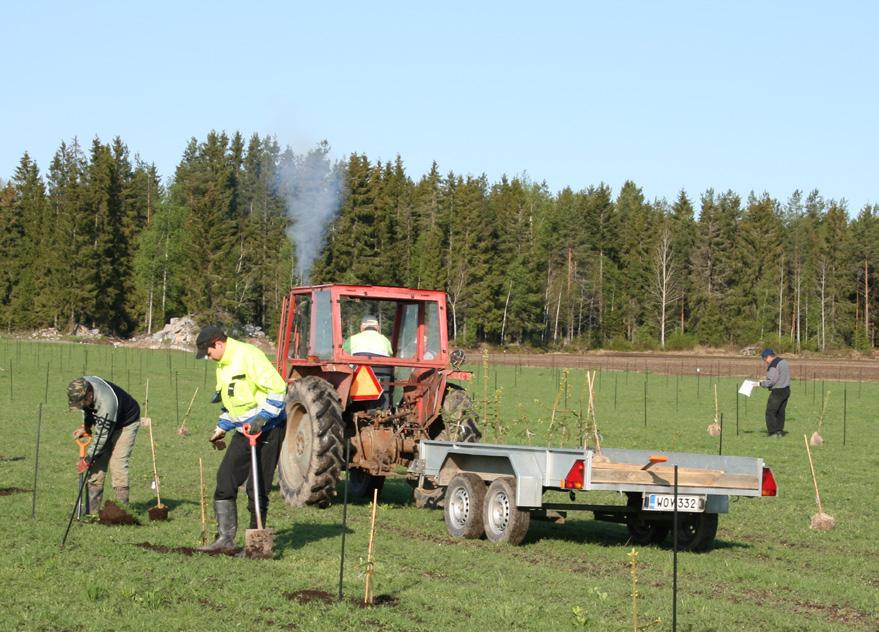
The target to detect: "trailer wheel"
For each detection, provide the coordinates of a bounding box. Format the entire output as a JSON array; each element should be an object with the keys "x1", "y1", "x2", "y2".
[
  {"x1": 673, "y1": 513, "x2": 718, "y2": 552},
  {"x1": 483, "y1": 477, "x2": 530, "y2": 545},
  {"x1": 444, "y1": 473, "x2": 486, "y2": 539},
  {"x1": 626, "y1": 493, "x2": 670, "y2": 545},
  {"x1": 349, "y1": 467, "x2": 385, "y2": 499},
  {"x1": 278, "y1": 376, "x2": 344, "y2": 508}
]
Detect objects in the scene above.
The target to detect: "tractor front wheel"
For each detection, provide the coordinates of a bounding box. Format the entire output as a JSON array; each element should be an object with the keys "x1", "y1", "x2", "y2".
[{"x1": 278, "y1": 376, "x2": 344, "y2": 508}]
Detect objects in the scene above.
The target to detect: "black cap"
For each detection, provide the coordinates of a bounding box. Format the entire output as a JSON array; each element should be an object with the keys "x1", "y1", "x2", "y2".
[
  {"x1": 196, "y1": 325, "x2": 225, "y2": 359},
  {"x1": 761, "y1": 348, "x2": 775, "y2": 359}
]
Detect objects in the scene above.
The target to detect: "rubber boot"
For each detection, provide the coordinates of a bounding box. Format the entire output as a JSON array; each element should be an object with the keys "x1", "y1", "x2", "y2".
[
  {"x1": 87, "y1": 484, "x2": 104, "y2": 514},
  {"x1": 114, "y1": 486, "x2": 130, "y2": 505},
  {"x1": 199, "y1": 500, "x2": 237, "y2": 552}
]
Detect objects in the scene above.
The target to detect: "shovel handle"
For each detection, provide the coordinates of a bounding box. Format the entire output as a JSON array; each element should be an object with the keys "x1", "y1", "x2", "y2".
[
  {"x1": 75, "y1": 434, "x2": 92, "y2": 458},
  {"x1": 242, "y1": 423, "x2": 262, "y2": 446}
]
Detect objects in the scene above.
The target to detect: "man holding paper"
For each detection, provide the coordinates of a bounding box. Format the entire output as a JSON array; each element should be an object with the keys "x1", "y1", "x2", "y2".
[{"x1": 758, "y1": 348, "x2": 791, "y2": 438}]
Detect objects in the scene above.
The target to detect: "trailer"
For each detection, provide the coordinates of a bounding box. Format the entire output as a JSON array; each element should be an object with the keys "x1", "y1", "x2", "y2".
[{"x1": 410, "y1": 441, "x2": 778, "y2": 551}]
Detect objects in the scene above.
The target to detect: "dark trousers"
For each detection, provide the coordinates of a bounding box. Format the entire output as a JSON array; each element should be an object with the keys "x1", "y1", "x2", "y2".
[
  {"x1": 765, "y1": 387, "x2": 790, "y2": 435},
  {"x1": 214, "y1": 424, "x2": 285, "y2": 520}
]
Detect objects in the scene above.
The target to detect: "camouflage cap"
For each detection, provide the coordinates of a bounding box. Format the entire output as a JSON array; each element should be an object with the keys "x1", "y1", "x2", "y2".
[{"x1": 67, "y1": 378, "x2": 91, "y2": 406}]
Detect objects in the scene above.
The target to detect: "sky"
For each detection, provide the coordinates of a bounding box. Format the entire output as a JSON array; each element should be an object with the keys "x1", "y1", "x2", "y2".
[{"x1": 2, "y1": 1, "x2": 877, "y2": 212}]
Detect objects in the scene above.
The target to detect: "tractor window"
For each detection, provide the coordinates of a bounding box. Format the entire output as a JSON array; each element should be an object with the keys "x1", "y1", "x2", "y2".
[
  {"x1": 289, "y1": 294, "x2": 311, "y2": 360},
  {"x1": 339, "y1": 297, "x2": 396, "y2": 356},
  {"x1": 425, "y1": 301, "x2": 440, "y2": 359},
  {"x1": 313, "y1": 289, "x2": 333, "y2": 359},
  {"x1": 396, "y1": 304, "x2": 420, "y2": 359}
]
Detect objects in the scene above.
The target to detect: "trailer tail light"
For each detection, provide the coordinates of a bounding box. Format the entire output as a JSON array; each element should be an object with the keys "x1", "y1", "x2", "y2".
[
  {"x1": 563, "y1": 459, "x2": 585, "y2": 489},
  {"x1": 761, "y1": 467, "x2": 778, "y2": 496}
]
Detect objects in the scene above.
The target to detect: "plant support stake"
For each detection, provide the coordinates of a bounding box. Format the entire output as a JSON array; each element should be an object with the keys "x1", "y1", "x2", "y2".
[
  {"x1": 338, "y1": 437, "x2": 351, "y2": 601},
  {"x1": 672, "y1": 464, "x2": 679, "y2": 632},
  {"x1": 31, "y1": 404, "x2": 43, "y2": 519}
]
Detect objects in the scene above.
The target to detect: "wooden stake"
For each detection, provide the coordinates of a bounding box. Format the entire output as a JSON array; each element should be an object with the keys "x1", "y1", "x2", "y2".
[
  {"x1": 804, "y1": 435, "x2": 823, "y2": 514},
  {"x1": 143, "y1": 379, "x2": 150, "y2": 418},
  {"x1": 804, "y1": 434, "x2": 835, "y2": 530},
  {"x1": 145, "y1": 378, "x2": 162, "y2": 508},
  {"x1": 178, "y1": 387, "x2": 199, "y2": 435},
  {"x1": 364, "y1": 488, "x2": 379, "y2": 605},
  {"x1": 198, "y1": 457, "x2": 208, "y2": 545},
  {"x1": 713, "y1": 383, "x2": 719, "y2": 424}
]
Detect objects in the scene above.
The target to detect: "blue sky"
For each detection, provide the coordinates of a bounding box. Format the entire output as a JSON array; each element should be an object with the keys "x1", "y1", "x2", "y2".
[{"x1": 2, "y1": 1, "x2": 877, "y2": 212}]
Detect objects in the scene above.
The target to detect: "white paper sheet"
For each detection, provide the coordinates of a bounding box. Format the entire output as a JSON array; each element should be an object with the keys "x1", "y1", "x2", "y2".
[{"x1": 738, "y1": 379, "x2": 758, "y2": 397}]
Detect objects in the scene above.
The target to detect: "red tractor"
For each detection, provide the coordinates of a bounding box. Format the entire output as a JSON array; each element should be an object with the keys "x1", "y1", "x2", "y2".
[{"x1": 274, "y1": 284, "x2": 481, "y2": 508}]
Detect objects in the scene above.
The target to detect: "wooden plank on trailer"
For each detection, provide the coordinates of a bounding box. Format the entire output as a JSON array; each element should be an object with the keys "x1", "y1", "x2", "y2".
[{"x1": 590, "y1": 463, "x2": 758, "y2": 490}]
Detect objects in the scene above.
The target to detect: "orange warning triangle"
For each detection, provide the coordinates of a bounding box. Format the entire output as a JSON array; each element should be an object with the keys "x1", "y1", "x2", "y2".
[{"x1": 350, "y1": 365, "x2": 383, "y2": 401}]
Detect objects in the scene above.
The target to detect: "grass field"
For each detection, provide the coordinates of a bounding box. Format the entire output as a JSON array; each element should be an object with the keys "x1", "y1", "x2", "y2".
[{"x1": 0, "y1": 340, "x2": 876, "y2": 631}]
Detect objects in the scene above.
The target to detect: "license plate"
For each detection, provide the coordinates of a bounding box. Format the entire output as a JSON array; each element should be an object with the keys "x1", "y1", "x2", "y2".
[{"x1": 643, "y1": 494, "x2": 706, "y2": 513}]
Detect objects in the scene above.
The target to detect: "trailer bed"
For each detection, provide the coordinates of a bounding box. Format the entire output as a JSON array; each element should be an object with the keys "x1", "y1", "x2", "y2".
[{"x1": 411, "y1": 440, "x2": 776, "y2": 550}]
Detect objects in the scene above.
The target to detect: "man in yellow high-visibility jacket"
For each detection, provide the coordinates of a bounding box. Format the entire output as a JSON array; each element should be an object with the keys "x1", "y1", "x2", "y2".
[
  {"x1": 195, "y1": 325, "x2": 287, "y2": 553},
  {"x1": 342, "y1": 315, "x2": 393, "y2": 356}
]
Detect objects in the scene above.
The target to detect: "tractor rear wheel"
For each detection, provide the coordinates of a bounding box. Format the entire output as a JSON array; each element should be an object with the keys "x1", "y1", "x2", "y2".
[{"x1": 278, "y1": 376, "x2": 344, "y2": 508}]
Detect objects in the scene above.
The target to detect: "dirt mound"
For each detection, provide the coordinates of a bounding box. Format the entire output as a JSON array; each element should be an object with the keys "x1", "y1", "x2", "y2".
[
  {"x1": 99, "y1": 501, "x2": 139, "y2": 525},
  {"x1": 148, "y1": 505, "x2": 169, "y2": 521}
]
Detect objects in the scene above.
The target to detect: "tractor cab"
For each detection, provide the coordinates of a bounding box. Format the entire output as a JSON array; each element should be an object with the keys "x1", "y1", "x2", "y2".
[
  {"x1": 276, "y1": 284, "x2": 459, "y2": 409},
  {"x1": 274, "y1": 284, "x2": 479, "y2": 508}
]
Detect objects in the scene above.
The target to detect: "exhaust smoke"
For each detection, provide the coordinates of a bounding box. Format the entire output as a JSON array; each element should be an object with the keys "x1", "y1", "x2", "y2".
[{"x1": 276, "y1": 141, "x2": 344, "y2": 283}]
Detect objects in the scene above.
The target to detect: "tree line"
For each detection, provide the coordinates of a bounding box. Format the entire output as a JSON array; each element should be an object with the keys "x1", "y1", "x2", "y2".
[{"x1": 1, "y1": 131, "x2": 876, "y2": 352}]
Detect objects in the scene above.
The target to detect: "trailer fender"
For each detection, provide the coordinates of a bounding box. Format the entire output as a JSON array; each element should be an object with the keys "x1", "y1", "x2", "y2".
[{"x1": 436, "y1": 451, "x2": 543, "y2": 508}]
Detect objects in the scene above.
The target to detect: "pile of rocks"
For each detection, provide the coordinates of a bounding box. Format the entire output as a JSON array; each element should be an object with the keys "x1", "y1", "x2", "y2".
[
  {"x1": 140, "y1": 316, "x2": 200, "y2": 351},
  {"x1": 31, "y1": 327, "x2": 62, "y2": 340}
]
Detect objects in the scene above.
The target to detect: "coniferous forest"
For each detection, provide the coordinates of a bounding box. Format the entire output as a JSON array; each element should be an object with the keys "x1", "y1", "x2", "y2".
[{"x1": 1, "y1": 131, "x2": 877, "y2": 352}]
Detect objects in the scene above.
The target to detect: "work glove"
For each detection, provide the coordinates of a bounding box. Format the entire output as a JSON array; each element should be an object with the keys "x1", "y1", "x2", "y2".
[
  {"x1": 72, "y1": 427, "x2": 89, "y2": 440},
  {"x1": 209, "y1": 428, "x2": 227, "y2": 451},
  {"x1": 244, "y1": 418, "x2": 265, "y2": 435},
  {"x1": 77, "y1": 458, "x2": 89, "y2": 474}
]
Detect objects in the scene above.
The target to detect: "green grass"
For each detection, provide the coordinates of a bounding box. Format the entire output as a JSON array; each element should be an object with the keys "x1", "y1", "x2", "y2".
[{"x1": 0, "y1": 340, "x2": 876, "y2": 631}]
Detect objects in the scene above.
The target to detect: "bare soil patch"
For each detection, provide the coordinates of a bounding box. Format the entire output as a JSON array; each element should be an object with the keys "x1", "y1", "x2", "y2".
[
  {"x1": 283, "y1": 589, "x2": 399, "y2": 608},
  {"x1": 0, "y1": 487, "x2": 30, "y2": 496},
  {"x1": 135, "y1": 542, "x2": 240, "y2": 557},
  {"x1": 285, "y1": 589, "x2": 336, "y2": 605}
]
